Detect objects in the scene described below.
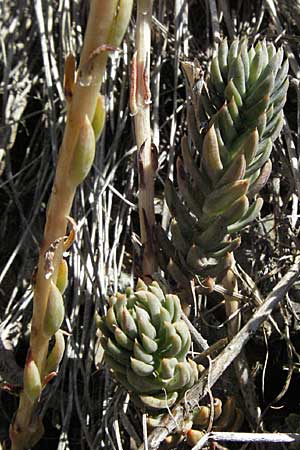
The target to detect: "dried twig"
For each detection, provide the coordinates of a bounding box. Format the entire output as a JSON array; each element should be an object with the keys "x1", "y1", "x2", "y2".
[
  {"x1": 191, "y1": 431, "x2": 300, "y2": 450},
  {"x1": 131, "y1": 0, "x2": 157, "y2": 278},
  {"x1": 141, "y1": 256, "x2": 300, "y2": 450}
]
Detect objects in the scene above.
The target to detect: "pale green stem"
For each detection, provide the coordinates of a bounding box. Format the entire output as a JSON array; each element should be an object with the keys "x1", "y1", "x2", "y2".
[{"x1": 10, "y1": 1, "x2": 133, "y2": 448}]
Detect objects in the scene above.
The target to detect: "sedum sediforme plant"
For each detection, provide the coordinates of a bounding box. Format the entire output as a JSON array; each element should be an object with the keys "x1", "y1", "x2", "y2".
[
  {"x1": 157, "y1": 38, "x2": 289, "y2": 285},
  {"x1": 99, "y1": 279, "x2": 198, "y2": 410},
  {"x1": 9, "y1": 2, "x2": 133, "y2": 449}
]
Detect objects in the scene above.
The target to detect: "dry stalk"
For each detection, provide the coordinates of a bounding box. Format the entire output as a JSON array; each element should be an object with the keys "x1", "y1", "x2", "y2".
[
  {"x1": 9, "y1": 1, "x2": 133, "y2": 449},
  {"x1": 190, "y1": 431, "x2": 300, "y2": 449},
  {"x1": 140, "y1": 256, "x2": 300, "y2": 450},
  {"x1": 131, "y1": 0, "x2": 157, "y2": 278}
]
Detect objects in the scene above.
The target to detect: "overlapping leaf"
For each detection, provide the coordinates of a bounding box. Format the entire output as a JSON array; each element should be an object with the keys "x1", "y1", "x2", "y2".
[
  {"x1": 99, "y1": 279, "x2": 197, "y2": 409},
  {"x1": 157, "y1": 38, "x2": 288, "y2": 283}
]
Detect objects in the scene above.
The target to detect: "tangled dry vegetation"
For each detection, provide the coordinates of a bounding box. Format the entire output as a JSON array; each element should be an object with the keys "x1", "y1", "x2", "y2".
[{"x1": 1, "y1": 0, "x2": 300, "y2": 449}]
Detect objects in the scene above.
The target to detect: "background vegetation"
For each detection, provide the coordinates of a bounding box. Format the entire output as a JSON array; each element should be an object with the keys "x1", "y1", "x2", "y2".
[{"x1": 1, "y1": 0, "x2": 300, "y2": 448}]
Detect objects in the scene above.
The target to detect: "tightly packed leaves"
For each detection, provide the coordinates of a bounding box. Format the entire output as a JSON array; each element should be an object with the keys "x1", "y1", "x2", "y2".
[
  {"x1": 157, "y1": 37, "x2": 289, "y2": 284},
  {"x1": 99, "y1": 279, "x2": 198, "y2": 409}
]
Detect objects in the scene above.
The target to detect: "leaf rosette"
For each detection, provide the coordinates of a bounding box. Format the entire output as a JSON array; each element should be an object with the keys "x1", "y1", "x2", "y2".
[
  {"x1": 157, "y1": 38, "x2": 289, "y2": 284},
  {"x1": 99, "y1": 279, "x2": 197, "y2": 409}
]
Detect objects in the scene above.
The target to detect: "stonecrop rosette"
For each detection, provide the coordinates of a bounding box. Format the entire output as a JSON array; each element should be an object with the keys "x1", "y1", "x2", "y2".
[
  {"x1": 157, "y1": 37, "x2": 289, "y2": 284},
  {"x1": 99, "y1": 279, "x2": 198, "y2": 409}
]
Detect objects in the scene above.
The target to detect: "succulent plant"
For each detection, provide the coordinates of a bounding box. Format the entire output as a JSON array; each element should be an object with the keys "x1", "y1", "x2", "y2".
[
  {"x1": 157, "y1": 37, "x2": 289, "y2": 284},
  {"x1": 99, "y1": 279, "x2": 198, "y2": 409}
]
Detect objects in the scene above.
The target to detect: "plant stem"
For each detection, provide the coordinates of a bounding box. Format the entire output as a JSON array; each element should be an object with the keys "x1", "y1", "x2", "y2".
[
  {"x1": 132, "y1": 0, "x2": 157, "y2": 278},
  {"x1": 222, "y1": 254, "x2": 261, "y2": 430},
  {"x1": 9, "y1": 1, "x2": 133, "y2": 448}
]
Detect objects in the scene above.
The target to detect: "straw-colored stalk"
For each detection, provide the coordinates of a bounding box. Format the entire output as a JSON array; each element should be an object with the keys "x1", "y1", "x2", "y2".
[
  {"x1": 131, "y1": 0, "x2": 157, "y2": 278},
  {"x1": 10, "y1": 1, "x2": 133, "y2": 449}
]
